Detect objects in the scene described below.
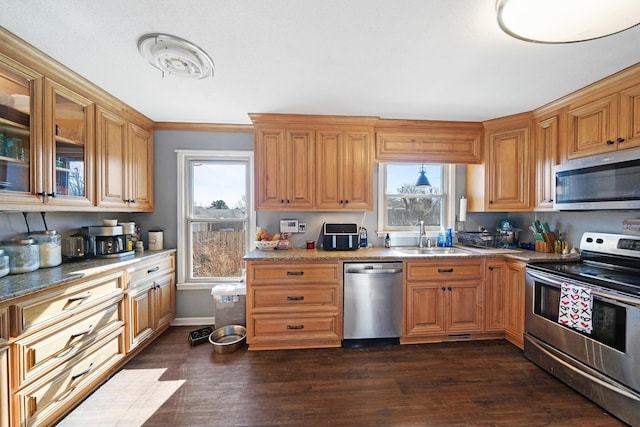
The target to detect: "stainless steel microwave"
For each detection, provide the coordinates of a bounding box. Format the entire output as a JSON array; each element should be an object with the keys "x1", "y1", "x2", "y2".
[{"x1": 554, "y1": 147, "x2": 640, "y2": 210}]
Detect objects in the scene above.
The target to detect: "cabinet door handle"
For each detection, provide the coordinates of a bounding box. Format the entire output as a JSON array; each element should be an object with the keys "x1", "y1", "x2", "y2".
[
  {"x1": 441, "y1": 287, "x2": 446, "y2": 291},
  {"x1": 488, "y1": 266, "x2": 494, "y2": 271},
  {"x1": 71, "y1": 362, "x2": 95, "y2": 381},
  {"x1": 447, "y1": 286, "x2": 452, "y2": 291},
  {"x1": 68, "y1": 291, "x2": 93, "y2": 303},
  {"x1": 437, "y1": 268, "x2": 454, "y2": 273},
  {"x1": 606, "y1": 139, "x2": 615, "y2": 145},
  {"x1": 71, "y1": 324, "x2": 94, "y2": 339},
  {"x1": 286, "y1": 271, "x2": 304, "y2": 276},
  {"x1": 287, "y1": 296, "x2": 304, "y2": 301},
  {"x1": 287, "y1": 325, "x2": 304, "y2": 330},
  {"x1": 147, "y1": 266, "x2": 160, "y2": 274},
  {"x1": 617, "y1": 137, "x2": 625, "y2": 143}
]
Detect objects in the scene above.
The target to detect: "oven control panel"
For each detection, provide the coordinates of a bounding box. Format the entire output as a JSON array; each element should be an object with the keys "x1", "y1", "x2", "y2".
[{"x1": 581, "y1": 232, "x2": 640, "y2": 257}]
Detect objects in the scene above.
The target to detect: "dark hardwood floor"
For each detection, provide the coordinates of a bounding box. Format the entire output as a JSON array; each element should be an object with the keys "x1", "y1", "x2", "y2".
[{"x1": 71, "y1": 327, "x2": 627, "y2": 426}]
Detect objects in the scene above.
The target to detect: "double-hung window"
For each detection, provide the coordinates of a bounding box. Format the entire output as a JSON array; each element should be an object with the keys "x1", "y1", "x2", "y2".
[
  {"x1": 378, "y1": 163, "x2": 455, "y2": 233},
  {"x1": 176, "y1": 150, "x2": 254, "y2": 286}
]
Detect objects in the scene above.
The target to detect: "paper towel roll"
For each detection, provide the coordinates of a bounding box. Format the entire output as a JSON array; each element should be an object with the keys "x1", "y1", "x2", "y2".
[{"x1": 459, "y1": 197, "x2": 467, "y2": 222}]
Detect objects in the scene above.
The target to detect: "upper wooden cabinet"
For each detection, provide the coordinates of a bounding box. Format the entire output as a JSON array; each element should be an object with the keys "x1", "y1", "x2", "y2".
[
  {"x1": 533, "y1": 110, "x2": 564, "y2": 210},
  {"x1": 375, "y1": 119, "x2": 483, "y2": 164},
  {"x1": 467, "y1": 112, "x2": 534, "y2": 212},
  {"x1": 315, "y1": 126, "x2": 373, "y2": 210},
  {"x1": 96, "y1": 106, "x2": 154, "y2": 211},
  {"x1": 0, "y1": 27, "x2": 154, "y2": 212},
  {"x1": 566, "y1": 82, "x2": 640, "y2": 160},
  {"x1": 253, "y1": 125, "x2": 315, "y2": 210},
  {"x1": 250, "y1": 113, "x2": 376, "y2": 211}
]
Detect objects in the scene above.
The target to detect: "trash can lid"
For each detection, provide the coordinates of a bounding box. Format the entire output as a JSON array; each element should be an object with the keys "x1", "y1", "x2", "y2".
[{"x1": 211, "y1": 283, "x2": 246, "y2": 296}]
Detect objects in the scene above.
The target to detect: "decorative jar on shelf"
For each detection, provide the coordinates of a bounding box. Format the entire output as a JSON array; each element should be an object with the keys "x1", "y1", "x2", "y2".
[{"x1": 0, "y1": 238, "x2": 39, "y2": 274}]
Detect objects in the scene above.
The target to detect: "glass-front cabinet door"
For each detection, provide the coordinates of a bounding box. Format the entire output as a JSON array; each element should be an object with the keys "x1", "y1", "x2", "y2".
[
  {"x1": 44, "y1": 79, "x2": 94, "y2": 207},
  {"x1": 0, "y1": 56, "x2": 43, "y2": 206}
]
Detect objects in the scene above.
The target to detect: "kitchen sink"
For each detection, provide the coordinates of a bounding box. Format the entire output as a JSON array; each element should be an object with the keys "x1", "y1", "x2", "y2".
[{"x1": 393, "y1": 247, "x2": 470, "y2": 256}]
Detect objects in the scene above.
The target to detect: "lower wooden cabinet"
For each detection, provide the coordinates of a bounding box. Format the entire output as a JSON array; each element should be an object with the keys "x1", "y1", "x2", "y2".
[
  {"x1": 484, "y1": 258, "x2": 507, "y2": 332},
  {"x1": 504, "y1": 260, "x2": 526, "y2": 349},
  {"x1": 1, "y1": 251, "x2": 175, "y2": 427},
  {"x1": 1, "y1": 345, "x2": 9, "y2": 427},
  {"x1": 403, "y1": 259, "x2": 484, "y2": 343},
  {"x1": 125, "y1": 253, "x2": 176, "y2": 352},
  {"x1": 246, "y1": 261, "x2": 342, "y2": 350}
]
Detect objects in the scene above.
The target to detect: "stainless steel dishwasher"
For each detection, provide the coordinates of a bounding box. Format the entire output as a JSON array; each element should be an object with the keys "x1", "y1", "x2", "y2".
[{"x1": 343, "y1": 262, "x2": 403, "y2": 347}]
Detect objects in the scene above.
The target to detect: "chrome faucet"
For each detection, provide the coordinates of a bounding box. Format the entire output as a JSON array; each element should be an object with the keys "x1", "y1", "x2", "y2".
[{"x1": 418, "y1": 220, "x2": 425, "y2": 247}]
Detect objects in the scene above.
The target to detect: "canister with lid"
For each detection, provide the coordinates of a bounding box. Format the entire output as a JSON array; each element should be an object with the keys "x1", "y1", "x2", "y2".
[
  {"x1": 1, "y1": 238, "x2": 39, "y2": 274},
  {"x1": 28, "y1": 230, "x2": 62, "y2": 267},
  {"x1": 0, "y1": 249, "x2": 9, "y2": 278}
]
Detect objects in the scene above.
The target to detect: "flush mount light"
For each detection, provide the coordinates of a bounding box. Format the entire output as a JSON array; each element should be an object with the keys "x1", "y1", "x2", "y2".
[
  {"x1": 496, "y1": 0, "x2": 640, "y2": 43},
  {"x1": 137, "y1": 33, "x2": 214, "y2": 79}
]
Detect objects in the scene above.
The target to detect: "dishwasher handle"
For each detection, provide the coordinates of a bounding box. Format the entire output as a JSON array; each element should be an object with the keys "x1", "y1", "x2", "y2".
[{"x1": 346, "y1": 268, "x2": 403, "y2": 274}]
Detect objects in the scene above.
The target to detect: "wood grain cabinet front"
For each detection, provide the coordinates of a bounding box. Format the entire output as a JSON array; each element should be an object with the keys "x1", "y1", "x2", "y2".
[
  {"x1": 0, "y1": 345, "x2": 8, "y2": 427},
  {"x1": 246, "y1": 261, "x2": 342, "y2": 350},
  {"x1": 504, "y1": 260, "x2": 526, "y2": 349},
  {"x1": 567, "y1": 83, "x2": 640, "y2": 160},
  {"x1": 124, "y1": 252, "x2": 176, "y2": 352},
  {"x1": 404, "y1": 259, "x2": 484, "y2": 343}
]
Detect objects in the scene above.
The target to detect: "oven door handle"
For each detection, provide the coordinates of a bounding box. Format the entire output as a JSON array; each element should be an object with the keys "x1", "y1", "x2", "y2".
[{"x1": 527, "y1": 269, "x2": 640, "y2": 307}]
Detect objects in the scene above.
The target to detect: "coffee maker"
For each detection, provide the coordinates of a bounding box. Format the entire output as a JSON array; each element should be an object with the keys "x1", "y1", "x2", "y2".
[{"x1": 88, "y1": 225, "x2": 134, "y2": 258}]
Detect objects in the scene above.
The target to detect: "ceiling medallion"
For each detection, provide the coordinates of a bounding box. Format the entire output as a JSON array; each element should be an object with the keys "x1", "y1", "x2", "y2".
[
  {"x1": 496, "y1": 0, "x2": 640, "y2": 43},
  {"x1": 137, "y1": 33, "x2": 214, "y2": 79}
]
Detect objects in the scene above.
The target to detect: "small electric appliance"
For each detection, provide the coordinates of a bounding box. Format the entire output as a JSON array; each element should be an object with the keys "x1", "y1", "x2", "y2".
[
  {"x1": 320, "y1": 223, "x2": 359, "y2": 251},
  {"x1": 88, "y1": 225, "x2": 134, "y2": 258}
]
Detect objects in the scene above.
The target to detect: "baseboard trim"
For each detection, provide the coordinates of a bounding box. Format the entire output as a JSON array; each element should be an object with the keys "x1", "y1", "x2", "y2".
[{"x1": 171, "y1": 317, "x2": 215, "y2": 327}]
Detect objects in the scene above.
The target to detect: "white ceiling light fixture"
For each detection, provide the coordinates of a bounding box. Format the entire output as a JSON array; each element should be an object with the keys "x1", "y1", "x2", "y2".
[
  {"x1": 137, "y1": 33, "x2": 214, "y2": 79},
  {"x1": 496, "y1": 0, "x2": 640, "y2": 43}
]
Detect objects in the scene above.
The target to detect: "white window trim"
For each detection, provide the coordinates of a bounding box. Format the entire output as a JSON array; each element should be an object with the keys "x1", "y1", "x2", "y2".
[
  {"x1": 377, "y1": 163, "x2": 456, "y2": 238},
  {"x1": 175, "y1": 149, "x2": 255, "y2": 288}
]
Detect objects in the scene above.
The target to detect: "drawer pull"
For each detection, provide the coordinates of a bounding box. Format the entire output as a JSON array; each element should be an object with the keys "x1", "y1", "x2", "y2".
[
  {"x1": 437, "y1": 268, "x2": 454, "y2": 273},
  {"x1": 68, "y1": 291, "x2": 93, "y2": 303},
  {"x1": 287, "y1": 296, "x2": 305, "y2": 301},
  {"x1": 286, "y1": 271, "x2": 304, "y2": 276},
  {"x1": 71, "y1": 324, "x2": 94, "y2": 339},
  {"x1": 147, "y1": 266, "x2": 160, "y2": 274},
  {"x1": 286, "y1": 325, "x2": 304, "y2": 330},
  {"x1": 71, "y1": 362, "x2": 95, "y2": 381}
]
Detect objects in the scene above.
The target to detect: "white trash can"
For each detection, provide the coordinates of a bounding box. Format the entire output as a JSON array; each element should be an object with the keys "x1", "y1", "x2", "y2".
[{"x1": 211, "y1": 283, "x2": 246, "y2": 328}]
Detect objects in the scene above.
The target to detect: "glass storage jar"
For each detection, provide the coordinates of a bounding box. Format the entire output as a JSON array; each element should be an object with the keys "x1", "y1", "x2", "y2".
[
  {"x1": 0, "y1": 249, "x2": 9, "y2": 278},
  {"x1": 1, "y1": 238, "x2": 39, "y2": 274},
  {"x1": 28, "y1": 230, "x2": 62, "y2": 267}
]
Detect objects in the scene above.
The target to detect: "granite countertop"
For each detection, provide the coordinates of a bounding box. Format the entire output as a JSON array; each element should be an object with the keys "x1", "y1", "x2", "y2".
[
  {"x1": 0, "y1": 249, "x2": 176, "y2": 303},
  {"x1": 243, "y1": 245, "x2": 580, "y2": 263}
]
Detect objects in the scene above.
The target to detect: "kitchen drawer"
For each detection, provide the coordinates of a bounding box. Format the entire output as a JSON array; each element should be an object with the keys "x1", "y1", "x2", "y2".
[
  {"x1": 127, "y1": 253, "x2": 175, "y2": 288},
  {"x1": 406, "y1": 260, "x2": 482, "y2": 281},
  {"x1": 10, "y1": 270, "x2": 124, "y2": 337},
  {"x1": 13, "y1": 297, "x2": 123, "y2": 388},
  {"x1": 249, "y1": 313, "x2": 340, "y2": 344},
  {"x1": 251, "y1": 285, "x2": 339, "y2": 313},
  {"x1": 248, "y1": 262, "x2": 341, "y2": 285},
  {"x1": 15, "y1": 327, "x2": 125, "y2": 427}
]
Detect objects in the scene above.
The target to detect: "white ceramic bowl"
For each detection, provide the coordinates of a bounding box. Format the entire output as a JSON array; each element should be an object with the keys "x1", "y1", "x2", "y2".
[
  {"x1": 103, "y1": 219, "x2": 118, "y2": 226},
  {"x1": 255, "y1": 240, "x2": 278, "y2": 250}
]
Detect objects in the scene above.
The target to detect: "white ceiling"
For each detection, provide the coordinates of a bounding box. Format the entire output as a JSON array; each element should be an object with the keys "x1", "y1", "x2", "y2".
[{"x1": 2, "y1": 0, "x2": 640, "y2": 125}]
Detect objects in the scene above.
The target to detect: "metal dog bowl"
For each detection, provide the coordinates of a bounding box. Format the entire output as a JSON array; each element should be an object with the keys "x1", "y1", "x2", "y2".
[{"x1": 209, "y1": 325, "x2": 246, "y2": 354}]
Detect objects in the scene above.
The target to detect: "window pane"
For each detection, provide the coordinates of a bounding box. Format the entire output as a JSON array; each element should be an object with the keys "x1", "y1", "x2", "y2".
[
  {"x1": 191, "y1": 161, "x2": 247, "y2": 213},
  {"x1": 387, "y1": 196, "x2": 443, "y2": 227},
  {"x1": 191, "y1": 221, "x2": 246, "y2": 278},
  {"x1": 386, "y1": 164, "x2": 442, "y2": 195}
]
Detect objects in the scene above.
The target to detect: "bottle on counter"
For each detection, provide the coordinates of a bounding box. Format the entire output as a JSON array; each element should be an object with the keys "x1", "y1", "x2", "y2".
[
  {"x1": 437, "y1": 227, "x2": 445, "y2": 247},
  {"x1": 446, "y1": 227, "x2": 453, "y2": 247},
  {"x1": 554, "y1": 233, "x2": 565, "y2": 255},
  {"x1": 0, "y1": 238, "x2": 39, "y2": 274},
  {"x1": 384, "y1": 233, "x2": 391, "y2": 248}
]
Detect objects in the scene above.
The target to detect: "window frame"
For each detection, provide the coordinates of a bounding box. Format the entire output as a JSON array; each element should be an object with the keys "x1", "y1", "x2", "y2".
[
  {"x1": 377, "y1": 163, "x2": 456, "y2": 237},
  {"x1": 176, "y1": 149, "x2": 255, "y2": 288}
]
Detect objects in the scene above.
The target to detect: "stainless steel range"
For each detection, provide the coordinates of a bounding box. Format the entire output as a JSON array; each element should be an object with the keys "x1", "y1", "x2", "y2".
[{"x1": 525, "y1": 232, "x2": 640, "y2": 426}]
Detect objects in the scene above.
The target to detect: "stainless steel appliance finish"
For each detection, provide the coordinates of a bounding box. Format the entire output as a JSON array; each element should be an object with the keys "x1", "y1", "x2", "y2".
[
  {"x1": 554, "y1": 146, "x2": 640, "y2": 210},
  {"x1": 87, "y1": 225, "x2": 134, "y2": 258},
  {"x1": 343, "y1": 262, "x2": 403, "y2": 346},
  {"x1": 525, "y1": 232, "x2": 640, "y2": 426}
]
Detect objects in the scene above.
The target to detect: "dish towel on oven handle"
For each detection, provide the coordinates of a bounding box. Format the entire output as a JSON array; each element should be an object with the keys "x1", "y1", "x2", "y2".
[{"x1": 558, "y1": 283, "x2": 593, "y2": 334}]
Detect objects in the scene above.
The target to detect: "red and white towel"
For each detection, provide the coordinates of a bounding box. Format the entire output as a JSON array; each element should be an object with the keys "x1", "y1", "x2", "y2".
[{"x1": 558, "y1": 283, "x2": 593, "y2": 334}]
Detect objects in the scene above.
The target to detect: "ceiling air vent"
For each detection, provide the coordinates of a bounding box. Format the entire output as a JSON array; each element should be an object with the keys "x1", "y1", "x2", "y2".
[{"x1": 137, "y1": 33, "x2": 214, "y2": 79}]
